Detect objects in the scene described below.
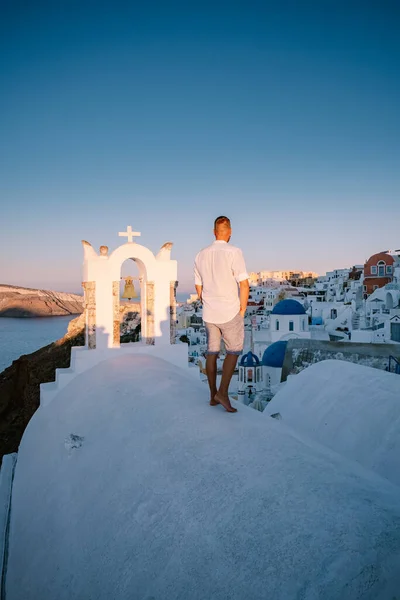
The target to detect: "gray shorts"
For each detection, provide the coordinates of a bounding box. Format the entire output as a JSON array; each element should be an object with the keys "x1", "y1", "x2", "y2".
[{"x1": 204, "y1": 312, "x2": 244, "y2": 356}]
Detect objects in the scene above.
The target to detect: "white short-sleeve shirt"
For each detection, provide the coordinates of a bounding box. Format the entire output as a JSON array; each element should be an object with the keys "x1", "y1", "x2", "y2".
[{"x1": 194, "y1": 240, "x2": 249, "y2": 324}]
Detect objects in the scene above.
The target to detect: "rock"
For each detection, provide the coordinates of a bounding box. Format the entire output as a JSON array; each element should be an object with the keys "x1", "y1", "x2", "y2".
[
  {"x1": 64, "y1": 434, "x2": 84, "y2": 451},
  {"x1": 66, "y1": 312, "x2": 85, "y2": 336},
  {"x1": 0, "y1": 284, "x2": 83, "y2": 317}
]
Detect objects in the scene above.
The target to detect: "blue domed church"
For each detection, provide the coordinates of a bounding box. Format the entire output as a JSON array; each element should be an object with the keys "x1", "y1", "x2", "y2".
[
  {"x1": 261, "y1": 340, "x2": 288, "y2": 389},
  {"x1": 237, "y1": 343, "x2": 288, "y2": 407},
  {"x1": 270, "y1": 299, "x2": 309, "y2": 343},
  {"x1": 238, "y1": 351, "x2": 263, "y2": 401},
  {"x1": 239, "y1": 299, "x2": 310, "y2": 404}
]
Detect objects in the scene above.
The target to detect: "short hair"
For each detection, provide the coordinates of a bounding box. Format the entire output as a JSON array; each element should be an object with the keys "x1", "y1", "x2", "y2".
[{"x1": 214, "y1": 216, "x2": 231, "y2": 229}]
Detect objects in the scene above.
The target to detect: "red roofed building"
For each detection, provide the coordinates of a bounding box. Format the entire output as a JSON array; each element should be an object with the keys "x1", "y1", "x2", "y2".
[{"x1": 363, "y1": 251, "x2": 394, "y2": 297}]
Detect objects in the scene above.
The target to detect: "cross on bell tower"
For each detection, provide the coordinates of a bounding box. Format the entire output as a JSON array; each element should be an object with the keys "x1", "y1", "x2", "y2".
[{"x1": 118, "y1": 226, "x2": 141, "y2": 243}]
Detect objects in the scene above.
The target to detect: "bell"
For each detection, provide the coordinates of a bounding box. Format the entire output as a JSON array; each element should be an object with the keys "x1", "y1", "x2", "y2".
[{"x1": 122, "y1": 276, "x2": 138, "y2": 300}]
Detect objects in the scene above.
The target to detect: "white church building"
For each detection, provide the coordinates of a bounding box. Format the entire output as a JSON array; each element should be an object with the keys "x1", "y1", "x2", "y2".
[
  {"x1": 269, "y1": 299, "x2": 309, "y2": 343},
  {"x1": 239, "y1": 299, "x2": 310, "y2": 402},
  {"x1": 252, "y1": 298, "x2": 310, "y2": 362},
  {"x1": 238, "y1": 341, "x2": 289, "y2": 403}
]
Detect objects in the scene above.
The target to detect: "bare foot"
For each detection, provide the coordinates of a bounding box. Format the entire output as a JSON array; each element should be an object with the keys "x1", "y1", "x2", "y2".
[
  {"x1": 210, "y1": 390, "x2": 218, "y2": 406},
  {"x1": 214, "y1": 393, "x2": 237, "y2": 413}
]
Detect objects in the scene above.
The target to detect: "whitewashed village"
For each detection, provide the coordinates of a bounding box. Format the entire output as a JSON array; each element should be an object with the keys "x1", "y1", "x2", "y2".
[
  {"x1": 1, "y1": 229, "x2": 400, "y2": 599},
  {"x1": 175, "y1": 248, "x2": 400, "y2": 411}
]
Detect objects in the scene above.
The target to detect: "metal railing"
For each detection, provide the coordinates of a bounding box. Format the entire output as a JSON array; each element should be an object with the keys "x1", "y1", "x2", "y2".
[{"x1": 387, "y1": 356, "x2": 400, "y2": 375}]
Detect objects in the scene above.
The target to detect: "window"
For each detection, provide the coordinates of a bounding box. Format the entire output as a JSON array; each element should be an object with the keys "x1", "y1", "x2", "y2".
[
  {"x1": 276, "y1": 320, "x2": 279, "y2": 331},
  {"x1": 289, "y1": 321, "x2": 294, "y2": 331},
  {"x1": 387, "y1": 265, "x2": 393, "y2": 274},
  {"x1": 375, "y1": 261, "x2": 386, "y2": 277},
  {"x1": 363, "y1": 285, "x2": 367, "y2": 292},
  {"x1": 373, "y1": 285, "x2": 378, "y2": 291},
  {"x1": 247, "y1": 369, "x2": 253, "y2": 382},
  {"x1": 301, "y1": 319, "x2": 305, "y2": 331},
  {"x1": 371, "y1": 266, "x2": 377, "y2": 275}
]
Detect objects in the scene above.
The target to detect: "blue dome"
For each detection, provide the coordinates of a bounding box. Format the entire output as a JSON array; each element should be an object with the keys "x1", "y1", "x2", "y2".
[
  {"x1": 271, "y1": 299, "x2": 306, "y2": 316},
  {"x1": 239, "y1": 351, "x2": 260, "y2": 367},
  {"x1": 262, "y1": 341, "x2": 288, "y2": 368}
]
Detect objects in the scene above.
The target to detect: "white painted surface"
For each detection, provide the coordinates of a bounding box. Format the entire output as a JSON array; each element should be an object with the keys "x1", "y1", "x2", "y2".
[
  {"x1": 40, "y1": 343, "x2": 189, "y2": 407},
  {"x1": 270, "y1": 313, "x2": 310, "y2": 343},
  {"x1": 0, "y1": 453, "x2": 17, "y2": 592},
  {"x1": 39, "y1": 232, "x2": 185, "y2": 409},
  {"x1": 263, "y1": 364, "x2": 281, "y2": 387},
  {"x1": 118, "y1": 225, "x2": 141, "y2": 243},
  {"x1": 83, "y1": 235, "x2": 177, "y2": 347},
  {"x1": 7, "y1": 355, "x2": 400, "y2": 600},
  {"x1": 265, "y1": 360, "x2": 400, "y2": 486},
  {"x1": 350, "y1": 329, "x2": 375, "y2": 343}
]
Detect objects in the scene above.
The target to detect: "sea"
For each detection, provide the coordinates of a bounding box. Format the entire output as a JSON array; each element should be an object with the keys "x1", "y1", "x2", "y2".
[
  {"x1": 0, "y1": 292, "x2": 191, "y2": 373},
  {"x1": 0, "y1": 316, "x2": 76, "y2": 373}
]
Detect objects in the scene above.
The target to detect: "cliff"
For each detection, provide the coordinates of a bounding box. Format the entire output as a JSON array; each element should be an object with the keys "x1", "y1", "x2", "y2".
[{"x1": 0, "y1": 284, "x2": 83, "y2": 317}]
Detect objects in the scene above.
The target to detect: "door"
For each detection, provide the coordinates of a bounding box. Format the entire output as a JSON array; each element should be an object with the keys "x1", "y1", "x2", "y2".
[{"x1": 391, "y1": 323, "x2": 400, "y2": 343}]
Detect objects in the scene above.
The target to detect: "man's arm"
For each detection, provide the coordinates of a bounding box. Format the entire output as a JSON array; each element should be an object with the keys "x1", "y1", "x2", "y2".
[
  {"x1": 194, "y1": 256, "x2": 202, "y2": 301},
  {"x1": 195, "y1": 284, "x2": 203, "y2": 302},
  {"x1": 232, "y1": 248, "x2": 249, "y2": 316},
  {"x1": 239, "y1": 279, "x2": 250, "y2": 317}
]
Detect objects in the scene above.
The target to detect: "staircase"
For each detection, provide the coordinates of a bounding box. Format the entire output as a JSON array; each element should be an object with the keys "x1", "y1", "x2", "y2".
[
  {"x1": 352, "y1": 312, "x2": 360, "y2": 330},
  {"x1": 40, "y1": 343, "x2": 191, "y2": 408}
]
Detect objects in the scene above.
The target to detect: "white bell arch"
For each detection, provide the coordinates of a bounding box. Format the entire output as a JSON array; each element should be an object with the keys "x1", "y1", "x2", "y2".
[{"x1": 82, "y1": 228, "x2": 178, "y2": 349}]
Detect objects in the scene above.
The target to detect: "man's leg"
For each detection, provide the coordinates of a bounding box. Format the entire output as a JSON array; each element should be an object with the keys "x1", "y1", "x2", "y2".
[
  {"x1": 204, "y1": 321, "x2": 221, "y2": 405},
  {"x1": 214, "y1": 312, "x2": 244, "y2": 412},
  {"x1": 206, "y1": 354, "x2": 218, "y2": 405},
  {"x1": 214, "y1": 353, "x2": 238, "y2": 412}
]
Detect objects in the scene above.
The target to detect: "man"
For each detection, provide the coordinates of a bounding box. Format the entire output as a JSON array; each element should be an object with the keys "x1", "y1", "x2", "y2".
[{"x1": 194, "y1": 216, "x2": 250, "y2": 413}]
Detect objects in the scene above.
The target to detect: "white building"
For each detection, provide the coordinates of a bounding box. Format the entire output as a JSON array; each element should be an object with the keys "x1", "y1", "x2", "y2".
[
  {"x1": 269, "y1": 299, "x2": 309, "y2": 343},
  {"x1": 250, "y1": 299, "x2": 311, "y2": 360},
  {"x1": 350, "y1": 284, "x2": 400, "y2": 344},
  {"x1": 237, "y1": 340, "x2": 289, "y2": 404},
  {"x1": 261, "y1": 340, "x2": 288, "y2": 389},
  {"x1": 238, "y1": 351, "x2": 264, "y2": 401},
  {"x1": 238, "y1": 300, "x2": 311, "y2": 401}
]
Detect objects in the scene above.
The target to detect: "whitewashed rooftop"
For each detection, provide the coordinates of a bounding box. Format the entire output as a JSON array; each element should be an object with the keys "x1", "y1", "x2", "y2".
[{"x1": 6, "y1": 355, "x2": 400, "y2": 600}]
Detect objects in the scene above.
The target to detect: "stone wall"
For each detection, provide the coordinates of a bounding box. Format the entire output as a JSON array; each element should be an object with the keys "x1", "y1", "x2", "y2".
[
  {"x1": 145, "y1": 281, "x2": 155, "y2": 345},
  {"x1": 170, "y1": 280, "x2": 178, "y2": 344},
  {"x1": 112, "y1": 281, "x2": 120, "y2": 346},
  {"x1": 82, "y1": 281, "x2": 96, "y2": 349},
  {"x1": 281, "y1": 338, "x2": 400, "y2": 381}
]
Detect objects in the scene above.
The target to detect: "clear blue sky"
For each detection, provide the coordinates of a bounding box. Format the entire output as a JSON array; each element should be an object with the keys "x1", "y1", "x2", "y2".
[{"x1": 1, "y1": 1, "x2": 399, "y2": 294}]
